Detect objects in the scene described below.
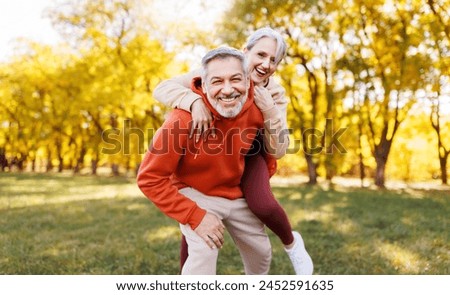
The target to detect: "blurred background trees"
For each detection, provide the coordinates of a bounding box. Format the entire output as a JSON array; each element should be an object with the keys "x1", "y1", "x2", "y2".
[{"x1": 0, "y1": 0, "x2": 449, "y2": 187}]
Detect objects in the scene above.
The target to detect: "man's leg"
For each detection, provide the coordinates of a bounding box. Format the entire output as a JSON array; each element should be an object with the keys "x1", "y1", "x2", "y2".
[
  {"x1": 179, "y1": 222, "x2": 219, "y2": 274},
  {"x1": 225, "y1": 198, "x2": 272, "y2": 274},
  {"x1": 178, "y1": 187, "x2": 229, "y2": 275}
]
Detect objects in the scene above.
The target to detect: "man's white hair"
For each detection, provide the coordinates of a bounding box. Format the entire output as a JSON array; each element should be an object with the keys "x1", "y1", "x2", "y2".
[{"x1": 201, "y1": 47, "x2": 248, "y2": 81}]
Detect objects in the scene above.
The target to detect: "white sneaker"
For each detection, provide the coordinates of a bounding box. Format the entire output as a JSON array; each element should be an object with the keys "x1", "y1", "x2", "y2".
[{"x1": 285, "y1": 231, "x2": 313, "y2": 275}]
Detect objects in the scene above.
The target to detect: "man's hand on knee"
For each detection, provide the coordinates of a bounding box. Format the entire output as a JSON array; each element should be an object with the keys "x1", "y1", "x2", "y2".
[{"x1": 194, "y1": 212, "x2": 225, "y2": 249}]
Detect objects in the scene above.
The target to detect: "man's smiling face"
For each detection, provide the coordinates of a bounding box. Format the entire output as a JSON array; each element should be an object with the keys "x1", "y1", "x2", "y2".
[{"x1": 202, "y1": 57, "x2": 249, "y2": 118}]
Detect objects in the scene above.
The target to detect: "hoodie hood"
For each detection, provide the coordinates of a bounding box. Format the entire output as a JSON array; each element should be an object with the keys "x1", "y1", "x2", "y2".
[{"x1": 191, "y1": 77, "x2": 255, "y2": 120}]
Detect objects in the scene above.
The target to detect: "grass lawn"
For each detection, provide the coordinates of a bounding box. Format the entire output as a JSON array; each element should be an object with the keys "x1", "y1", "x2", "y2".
[{"x1": 0, "y1": 172, "x2": 448, "y2": 275}]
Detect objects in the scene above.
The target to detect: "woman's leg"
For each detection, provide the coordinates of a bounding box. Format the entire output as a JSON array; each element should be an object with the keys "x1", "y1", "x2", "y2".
[
  {"x1": 242, "y1": 151, "x2": 313, "y2": 275},
  {"x1": 180, "y1": 235, "x2": 188, "y2": 272},
  {"x1": 241, "y1": 151, "x2": 294, "y2": 245}
]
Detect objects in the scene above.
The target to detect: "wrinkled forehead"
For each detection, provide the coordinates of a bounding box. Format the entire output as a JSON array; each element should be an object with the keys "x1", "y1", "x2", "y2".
[{"x1": 204, "y1": 57, "x2": 245, "y2": 81}]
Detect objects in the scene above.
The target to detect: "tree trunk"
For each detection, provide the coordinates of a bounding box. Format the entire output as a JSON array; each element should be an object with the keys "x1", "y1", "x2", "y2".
[
  {"x1": 58, "y1": 155, "x2": 64, "y2": 172},
  {"x1": 31, "y1": 158, "x2": 36, "y2": 172},
  {"x1": 46, "y1": 152, "x2": 53, "y2": 172},
  {"x1": 439, "y1": 154, "x2": 448, "y2": 185},
  {"x1": 73, "y1": 146, "x2": 87, "y2": 174},
  {"x1": 374, "y1": 156, "x2": 387, "y2": 188},
  {"x1": 135, "y1": 162, "x2": 141, "y2": 176},
  {"x1": 0, "y1": 148, "x2": 7, "y2": 171},
  {"x1": 359, "y1": 151, "x2": 365, "y2": 187},
  {"x1": 15, "y1": 154, "x2": 26, "y2": 171},
  {"x1": 373, "y1": 131, "x2": 394, "y2": 188},
  {"x1": 55, "y1": 138, "x2": 64, "y2": 173},
  {"x1": 305, "y1": 154, "x2": 318, "y2": 185},
  {"x1": 357, "y1": 121, "x2": 366, "y2": 187},
  {"x1": 111, "y1": 163, "x2": 120, "y2": 176},
  {"x1": 91, "y1": 159, "x2": 98, "y2": 175}
]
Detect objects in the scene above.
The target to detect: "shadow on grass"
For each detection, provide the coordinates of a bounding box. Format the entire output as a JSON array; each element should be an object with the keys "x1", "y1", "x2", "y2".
[{"x1": 1, "y1": 172, "x2": 133, "y2": 200}]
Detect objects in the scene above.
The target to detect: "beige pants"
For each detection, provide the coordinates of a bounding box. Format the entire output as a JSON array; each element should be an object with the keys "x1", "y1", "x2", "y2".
[{"x1": 179, "y1": 187, "x2": 272, "y2": 275}]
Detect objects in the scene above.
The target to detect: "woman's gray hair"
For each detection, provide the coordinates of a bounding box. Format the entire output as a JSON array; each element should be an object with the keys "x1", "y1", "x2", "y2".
[
  {"x1": 201, "y1": 47, "x2": 248, "y2": 81},
  {"x1": 245, "y1": 27, "x2": 287, "y2": 64}
]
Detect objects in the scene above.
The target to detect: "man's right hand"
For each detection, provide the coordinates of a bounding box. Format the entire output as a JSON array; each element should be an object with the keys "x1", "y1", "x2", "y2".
[
  {"x1": 189, "y1": 99, "x2": 214, "y2": 142},
  {"x1": 194, "y1": 212, "x2": 225, "y2": 249}
]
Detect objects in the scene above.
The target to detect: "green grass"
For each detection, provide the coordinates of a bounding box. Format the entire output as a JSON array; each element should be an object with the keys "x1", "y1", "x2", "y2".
[{"x1": 1, "y1": 172, "x2": 448, "y2": 274}]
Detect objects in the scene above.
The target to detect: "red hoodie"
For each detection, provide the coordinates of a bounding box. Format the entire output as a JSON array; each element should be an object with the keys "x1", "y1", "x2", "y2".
[{"x1": 137, "y1": 77, "x2": 264, "y2": 229}]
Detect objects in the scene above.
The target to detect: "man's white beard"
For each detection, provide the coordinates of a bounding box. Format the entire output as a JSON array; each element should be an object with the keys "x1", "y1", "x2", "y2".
[{"x1": 207, "y1": 90, "x2": 248, "y2": 118}]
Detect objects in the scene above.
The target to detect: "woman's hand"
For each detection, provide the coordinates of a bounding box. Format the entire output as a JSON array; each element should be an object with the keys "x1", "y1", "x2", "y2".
[
  {"x1": 190, "y1": 99, "x2": 214, "y2": 142},
  {"x1": 254, "y1": 85, "x2": 275, "y2": 112}
]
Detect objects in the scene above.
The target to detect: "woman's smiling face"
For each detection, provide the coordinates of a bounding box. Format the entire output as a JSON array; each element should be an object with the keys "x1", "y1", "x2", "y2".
[{"x1": 244, "y1": 37, "x2": 278, "y2": 86}]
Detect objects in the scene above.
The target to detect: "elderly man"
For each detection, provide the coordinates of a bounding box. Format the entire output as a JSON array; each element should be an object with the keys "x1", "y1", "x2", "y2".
[{"x1": 137, "y1": 47, "x2": 272, "y2": 275}]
